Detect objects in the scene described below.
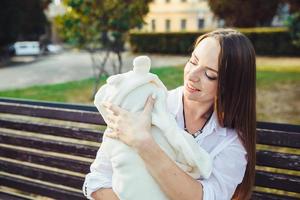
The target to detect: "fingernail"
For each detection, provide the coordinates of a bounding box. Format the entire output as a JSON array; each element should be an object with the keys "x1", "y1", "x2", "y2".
[{"x1": 151, "y1": 93, "x2": 156, "y2": 100}]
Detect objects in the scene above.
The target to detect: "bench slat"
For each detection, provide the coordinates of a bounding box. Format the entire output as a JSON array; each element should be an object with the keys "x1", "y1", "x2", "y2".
[
  {"x1": 257, "y1": 129, "x2": 300, "y2": 148},
  {"x1": 0, "y1": 192, "x2": 31, "y2": 200},
  {"x1": 255, "y1": 170, "x2": 300, "y2": 193},
  {"x1": 0, "y1": 146, "x2": 91, "y2": 174},
  {"x1": 256, "y1": 150, "x2": 300, "y2": 171},
  {"x1": 0, "y1": 160, "x2": 84, "y2": 189},
  {"x1": 0, "y1": 102, "x2": 105, "y2": 125},
  {"x1": 0, "y1": 175, "x2": 84, "y2": 200},
  {"x1": 0, "y1": 131, "x2": 98, "y2": 158},
  {"x1": 0, "y1": 97, "x2": 98, "y2": 112},
  {"x1": 0, "y1": 118, "x2": 103, "y2": 142},
  {"x1": 257, "y1": 122, "x2": 300, "y2": 133},
  {"x1": 252, "y1": 191, "x2": 300, "y2": 200}
]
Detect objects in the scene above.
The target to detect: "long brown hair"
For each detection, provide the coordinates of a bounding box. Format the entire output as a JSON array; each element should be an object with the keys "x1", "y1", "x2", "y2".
[{"x1": 194, "y1": 29, "x2": 256, "y2": 200}]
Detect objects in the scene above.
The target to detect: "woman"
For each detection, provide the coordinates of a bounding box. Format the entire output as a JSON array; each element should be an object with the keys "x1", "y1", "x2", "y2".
[{"x1": 83, "y1": 29, "x2": 256, "y2": 200}]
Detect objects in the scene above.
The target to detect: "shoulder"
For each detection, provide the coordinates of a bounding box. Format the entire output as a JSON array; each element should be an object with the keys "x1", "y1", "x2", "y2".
[
  {"x1": 227, "y1": 129, "x2": 245, "y2": 150},
  {"x1": 210, "y1": 112, "x2": 246, "y2": 154},
  {"x1": 208, "y1": 117, "x2": 247, "y2": 162},
  {"x1": 216, "y1": 128, "x2": 247, "y2": 165}
]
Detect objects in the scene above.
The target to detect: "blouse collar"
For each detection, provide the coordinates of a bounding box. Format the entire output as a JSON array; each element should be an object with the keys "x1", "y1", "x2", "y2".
[{"x1": 170, "y1": 86, "x2": 227, "y2": 137}]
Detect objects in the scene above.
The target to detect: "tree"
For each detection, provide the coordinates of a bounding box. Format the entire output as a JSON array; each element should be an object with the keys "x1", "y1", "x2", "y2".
[
  {"x1": 208, "y1": 0, "x2": 280, "y2": 27},
  {"x1": 0, "y1": 0, "x2": 48, "y2": 59},
  {"x1": 285, "y1": 0, "x2": 300, "y2": 47},
  {"x1": 54, "y1": 0, "x2": 151, "y2": 98},
  {"x1": 284, "y1": 0, "x2": 300, "y2": 13}
]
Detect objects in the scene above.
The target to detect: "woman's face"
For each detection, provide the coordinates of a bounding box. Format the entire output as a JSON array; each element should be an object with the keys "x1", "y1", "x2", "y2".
[{"x1": 183, "y1": 37, "x2": 220, "y2": 104}]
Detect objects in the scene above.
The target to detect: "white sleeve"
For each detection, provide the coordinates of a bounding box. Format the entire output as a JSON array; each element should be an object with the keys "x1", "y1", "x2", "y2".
[
  {"x1": 198, "y1": 142, "x2": 247, "y2": 200},
  {"x1": 82, "y1": 143, "x2": 113, "y2": 200}
]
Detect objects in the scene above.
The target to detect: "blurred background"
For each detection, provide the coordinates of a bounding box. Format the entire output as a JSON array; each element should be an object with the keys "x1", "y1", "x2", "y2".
[{"x1": 0, "y1": 0, "x2": 299, "y2": 125}]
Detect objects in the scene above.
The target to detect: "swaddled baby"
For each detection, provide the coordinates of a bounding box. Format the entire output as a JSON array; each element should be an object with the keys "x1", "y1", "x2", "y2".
[{"x1": 93, "y1": 56, "x2": 212, "y2": 200}]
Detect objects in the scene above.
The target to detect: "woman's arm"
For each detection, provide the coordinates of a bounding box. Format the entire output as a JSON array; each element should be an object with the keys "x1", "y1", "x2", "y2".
[
  {"x1": 102, "y1": 97, "x2": 204, "y2": 200},
  {"x1": 83, "y1": 140, "x2": 117, "y2": 199},
  {"x1": 91, "y1": 188, "x2": 119, "y2": 200},
  {"x1": 137, "y1": 136, "x2": 203, "y2": 200}
]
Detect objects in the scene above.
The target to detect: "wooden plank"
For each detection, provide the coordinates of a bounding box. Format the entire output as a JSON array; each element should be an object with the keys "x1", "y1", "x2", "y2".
[
  {"x1": 255, "y1": 170, "x2": 300, "y2": 193},
  {"x1": 0, "y1": 160, "x2": 84, "y2": 189},
  {"x1": 252, "y1": 191, "x2": 300, "y2": 200},
  {"x1": 0, "y1": 97, "x2": 98, "y2": 112},
  {"x1": 257, "y1": 129, "x2": 300, "y2": 148},
  {"x1": 0, "y1": 192, "x2": 31, "y2": 200},
  {"x1": 0, "y1": 102, "x2": 105, "y2": 125},
  {"x1": 256, "y1": 150, "x2": 300, "y2": 171},
  {"x1": 0, "y1": 146, "x2": 91, "y2": 174},
  {"x1": 0, "y1": 118, "x2": 103, "y2": 142},
  {"x1": 0, "y1": 175, "x2": 85, "y2": 200},
  {"x1": 257, "y1": 121, "x2": 300, "y2": 133},
  {"x1": 0, "y1": 131, "x2": 98, "y2": 158}
]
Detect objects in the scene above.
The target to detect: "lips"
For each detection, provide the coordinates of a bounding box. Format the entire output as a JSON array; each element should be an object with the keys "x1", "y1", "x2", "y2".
[{"x1": 186, "y1": 83, "x2": 200, "y2": 93}]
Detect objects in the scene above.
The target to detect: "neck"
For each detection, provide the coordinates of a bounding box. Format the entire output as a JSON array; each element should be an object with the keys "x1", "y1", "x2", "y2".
[{"x1": 183, "y1": 96, "x2": 214, "y2": 121}]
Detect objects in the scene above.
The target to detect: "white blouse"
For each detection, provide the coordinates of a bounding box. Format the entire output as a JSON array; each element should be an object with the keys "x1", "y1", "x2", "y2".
[{"x1": 83, "y1": 86, "x2": 247, "y2": 200}]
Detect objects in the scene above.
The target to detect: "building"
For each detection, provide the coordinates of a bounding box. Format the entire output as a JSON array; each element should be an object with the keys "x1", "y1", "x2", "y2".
[{"x1": 139, "y1": 0, "x2": 219, "y2": 32}]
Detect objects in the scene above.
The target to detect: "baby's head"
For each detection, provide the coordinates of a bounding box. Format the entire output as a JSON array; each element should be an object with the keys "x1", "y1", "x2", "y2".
[{"x1": 94, "y1": 56, "x2": 167, "y2": 123}]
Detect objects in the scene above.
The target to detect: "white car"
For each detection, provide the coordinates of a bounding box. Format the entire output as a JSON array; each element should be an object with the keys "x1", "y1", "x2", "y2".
[
  {"x1": 14, "y1": 41, "x2": 41, "y2": 56},
  {"x1": 47, "y1": 44, "x2": 63, "y2": 53}
]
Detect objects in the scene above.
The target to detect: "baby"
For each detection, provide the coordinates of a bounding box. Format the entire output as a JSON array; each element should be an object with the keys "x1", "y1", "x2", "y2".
[{"x1": 92, "y1": 56, "x2": 212, "y2": 200}]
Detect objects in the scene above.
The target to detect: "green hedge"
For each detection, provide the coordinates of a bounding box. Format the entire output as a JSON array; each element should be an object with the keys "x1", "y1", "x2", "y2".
[{"x1": 129, "y1": 27, "x2": 300, "y2": 56}]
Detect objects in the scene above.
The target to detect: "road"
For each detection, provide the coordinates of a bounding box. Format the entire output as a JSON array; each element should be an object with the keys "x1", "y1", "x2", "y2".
[{"x1": 0, "y1": 50, "x2": 188, "y2": 91}]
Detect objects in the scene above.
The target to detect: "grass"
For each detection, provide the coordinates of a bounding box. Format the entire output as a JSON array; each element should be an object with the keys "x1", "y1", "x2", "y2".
[{"x1": 0, "y1": 64, "x2": 299, "y2": 124}]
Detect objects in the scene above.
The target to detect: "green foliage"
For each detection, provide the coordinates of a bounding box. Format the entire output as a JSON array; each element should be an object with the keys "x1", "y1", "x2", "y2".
[
  {"x1": 284, "y1": 0, "x2": 300, "y2": 14},
  {"x1": 130, "y1": 27, "x2": 300, "y2": 56},
  {"x1": 0, "y1": 0, "x2": 48, "y2": 46},
  {"x1": 54, "y1": 0, "x2": 152, "y2": 51},
  {"x1": 130, "y1": 32, "x2": 204, "y2": 55},
  {"x1": 286, "y1": 12, "x2": 300, "y2": 47},
  {"x1": 207, "y1": 0, "x2": 280, "y2": 27}
]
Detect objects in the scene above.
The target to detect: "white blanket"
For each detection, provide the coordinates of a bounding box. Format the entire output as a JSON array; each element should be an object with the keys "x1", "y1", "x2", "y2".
[{"x1": 94, "y1": 56, "x2": 212, "y2": 200}]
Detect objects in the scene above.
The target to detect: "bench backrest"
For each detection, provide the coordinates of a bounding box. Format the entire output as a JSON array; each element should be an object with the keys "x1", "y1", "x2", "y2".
[
  {"x1": 0, "y1": 98, "x2": 299, "y2": 200},
  {"x1": 253, "y1": 122, "x2": 300, "y2": 200}
]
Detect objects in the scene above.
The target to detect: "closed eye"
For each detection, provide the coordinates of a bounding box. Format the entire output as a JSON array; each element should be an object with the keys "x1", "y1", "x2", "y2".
[{"x1": 205, "y1": 71, "x2": 218, "y2": 80}]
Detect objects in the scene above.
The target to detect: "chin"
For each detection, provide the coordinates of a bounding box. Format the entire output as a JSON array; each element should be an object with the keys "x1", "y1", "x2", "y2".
[
  {"x1": 184, "y1": 89, "x2": 213, "y2": 104},
  {"x1": 184, "y1": 89, "x2": 199, "y2": 100}
]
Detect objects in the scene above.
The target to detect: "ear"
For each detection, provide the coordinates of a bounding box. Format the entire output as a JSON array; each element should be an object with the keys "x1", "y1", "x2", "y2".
[{"x1": 133, "y1": 55, "x2": 151, "y2": 74}]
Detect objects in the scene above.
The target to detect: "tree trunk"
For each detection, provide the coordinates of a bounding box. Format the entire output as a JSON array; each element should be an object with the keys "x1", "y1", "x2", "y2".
[{"x1": 90, "y1": 49, "x2": 110, "y2": 100}]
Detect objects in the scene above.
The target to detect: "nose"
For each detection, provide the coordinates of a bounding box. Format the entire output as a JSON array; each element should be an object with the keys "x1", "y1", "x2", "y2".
[{"x1": 188, "y1": 67, "x2": 201, "y2": 82}]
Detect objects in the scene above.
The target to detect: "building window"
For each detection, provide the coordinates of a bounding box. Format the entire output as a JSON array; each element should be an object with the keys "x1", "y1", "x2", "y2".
[
  {"x1": 151, "y1": 19, "x2": 156, "y2": 32},
  {"x1": 181, "y1": 19, "x2": 186, "y2": 31},
  {"x1": 198, "y1": 18, "x2": 205, "y2": 29},
  {"x1": 165, "y1": 19, "x2": 171, "y2": 32}
]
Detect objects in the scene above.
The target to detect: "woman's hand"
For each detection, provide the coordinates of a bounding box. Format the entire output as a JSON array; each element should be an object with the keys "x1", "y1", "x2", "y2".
[{"x1": 101, "y1": 94, "x2": 156, "y2": 150}]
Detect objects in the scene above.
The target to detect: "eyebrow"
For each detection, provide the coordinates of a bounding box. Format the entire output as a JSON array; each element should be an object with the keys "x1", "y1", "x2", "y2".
[
  {"x1": 192, "y1": 53, "x2": 199, "y2": 61},
  {"x1": 192, "y1": 53, "x2": 218, "y2": 73}
]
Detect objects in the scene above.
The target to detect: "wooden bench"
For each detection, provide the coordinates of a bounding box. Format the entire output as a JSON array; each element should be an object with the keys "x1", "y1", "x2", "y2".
[{"x1": 0, "y1": 97, "x2": 299, "y2": 200}]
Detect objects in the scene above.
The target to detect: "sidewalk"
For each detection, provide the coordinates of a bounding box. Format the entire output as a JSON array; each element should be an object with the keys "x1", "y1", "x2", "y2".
[{"x1": 0, "y1": 50, "x2": 188, "y2": 91}]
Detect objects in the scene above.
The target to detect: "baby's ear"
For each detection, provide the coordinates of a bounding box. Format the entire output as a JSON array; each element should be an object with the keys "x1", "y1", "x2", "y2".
[{"x1": 133, "y1": 55, "x2": 151, "y2": 74}]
